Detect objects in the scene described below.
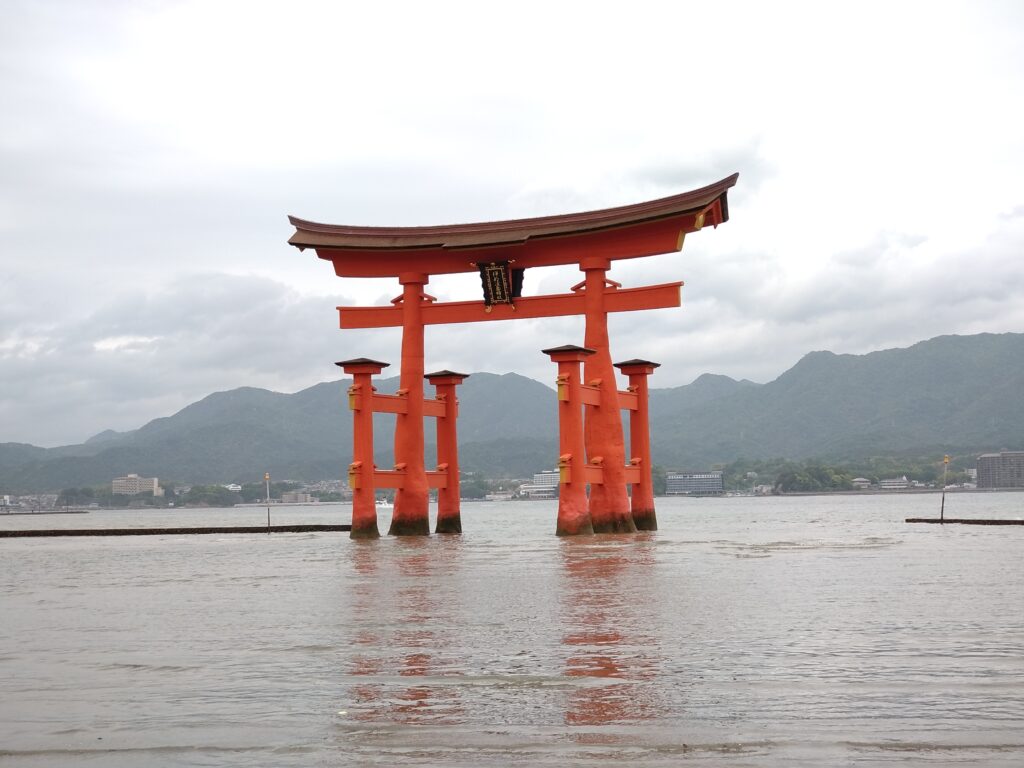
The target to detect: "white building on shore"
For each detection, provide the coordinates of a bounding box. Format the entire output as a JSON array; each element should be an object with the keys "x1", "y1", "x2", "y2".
[
  {"x1": 879, "y1": 475, "x2": 909, "y2": 490},
  {"x1": 518, "y1": 470, "x2": 560, "y2": 499},
  {"x1": 112, "y1": 473, "x2": 164, "y2": 497},
  {"x1": 666, "y1": 471, "x2": 724, "y2": 496}
]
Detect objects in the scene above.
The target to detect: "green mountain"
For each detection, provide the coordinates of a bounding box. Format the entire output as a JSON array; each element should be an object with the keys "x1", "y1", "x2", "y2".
[
  {"x1": 0, "y1": 373, "x2": 558, "y2": 492},
  {"x1": 647, "y1": 332, "x2": 1024, "y2": 467},
  {"x1": 1, "y1": 333, "x2": 1022, "y2": 492}
]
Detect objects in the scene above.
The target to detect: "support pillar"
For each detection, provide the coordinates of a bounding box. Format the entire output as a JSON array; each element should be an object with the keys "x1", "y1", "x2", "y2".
[
  {"x1": 390, "y1": 273, "x2": 430, "y2": 536},
  {"x1": 580, "y1": 258, "x2": 636, "y2": 533},
  {"x1": 615, "y1": 359, "x2": 660, "y2": 531},
  {"x1": 336, "y1": 358, "x2": 390, "y2": 539},
  {"x1": 425, "y1": 370, "x2": 469, "y2": 534},
  {"x1": 543, "y1": 345, "x2": 595, "y2": 536}
]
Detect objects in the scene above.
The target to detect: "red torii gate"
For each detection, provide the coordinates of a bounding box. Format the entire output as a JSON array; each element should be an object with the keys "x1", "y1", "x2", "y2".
[{"x1": 288, "y1": 173, "x2": 737, "y2": 537}]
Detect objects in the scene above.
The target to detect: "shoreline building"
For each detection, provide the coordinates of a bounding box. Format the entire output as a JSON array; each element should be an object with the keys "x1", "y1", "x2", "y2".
[
  {"x1": 112, "y1": 474, "x2": 164, "y2": 497},
  {"x1": 977, "y1": 451, "x2": 1024, "y2": 489},
  {"x1": 518, "y1": 470, "x2": 560, "y2": 500},
  {"x1": 666, "y1": 471, "x2": 724, "y2": 497},
  {"x1": 879, "y1": 475, "x2": 910, "y2": 490}
]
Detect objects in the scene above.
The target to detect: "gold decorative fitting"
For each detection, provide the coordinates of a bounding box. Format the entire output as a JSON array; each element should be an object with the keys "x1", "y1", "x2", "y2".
[
  {"x1": 348, "y1": 461, "x2": 362, "y2": 488},
  {"x1": 556, "y1": 373, "x2": 570, "y2": 401},
  {"x1": 558, "y1": 454, "x2": 572, "y2": 483}
]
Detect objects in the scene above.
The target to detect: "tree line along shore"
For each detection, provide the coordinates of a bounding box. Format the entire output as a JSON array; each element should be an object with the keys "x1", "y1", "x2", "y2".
[{"x1": 4, "y1": 454, "x2": 978, "y2": 511}]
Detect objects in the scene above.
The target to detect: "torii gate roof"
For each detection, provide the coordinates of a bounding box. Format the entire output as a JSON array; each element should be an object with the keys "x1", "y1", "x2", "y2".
[{"x1": 288, "y1": 173, "x2": 737, "y2": 278}]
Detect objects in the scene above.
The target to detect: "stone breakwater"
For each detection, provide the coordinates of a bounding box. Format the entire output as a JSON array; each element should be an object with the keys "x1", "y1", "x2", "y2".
[{"x1": 0, "y1": 524, "x2": 351, "y2": 538}]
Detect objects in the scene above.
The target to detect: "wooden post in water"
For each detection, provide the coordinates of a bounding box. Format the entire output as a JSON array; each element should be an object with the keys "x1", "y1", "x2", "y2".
[
  {"x1": 425, "y1": 370, "x2": 469, "y2": 534},
  {"x1": 543, "y1": 345, "x2": 597, "y2": 536},
  {"x1": 265, "y1": 471, "x2": 271, "y2": 533},
  {"x1": 939, "y1": 455, "x2": 949, "y2": 523},
  {"x1": 614, "y1": 358, "x2": 660, "y2": 531},
  {"x1": 337, "y1": 358, "x2": 390, "y2": 539}
]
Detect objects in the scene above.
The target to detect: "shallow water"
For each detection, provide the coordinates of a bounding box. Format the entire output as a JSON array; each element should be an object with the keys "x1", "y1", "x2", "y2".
[{"x1": 2, "y1": 493, "x2": 1023, "y2": 766}]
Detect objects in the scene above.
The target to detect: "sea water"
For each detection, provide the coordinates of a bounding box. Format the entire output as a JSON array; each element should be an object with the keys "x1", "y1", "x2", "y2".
[{"x1": 2, "y1": 493, "x2": 1022, "y2": 766}]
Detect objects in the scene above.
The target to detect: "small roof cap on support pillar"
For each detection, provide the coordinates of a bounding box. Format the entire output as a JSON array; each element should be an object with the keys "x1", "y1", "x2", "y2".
[
  {"x1": 424, "y1": 370, "x2": 470, "y2": 384},
  {"x1": 614, "y1": 359, "x2": 661, "y2": 375},
  {"x1": 336, "y1": 358, "x2": 390, "y2": 375},
  {"x1": 542, "y1": 344, "x2": 597, "y2": 362}
]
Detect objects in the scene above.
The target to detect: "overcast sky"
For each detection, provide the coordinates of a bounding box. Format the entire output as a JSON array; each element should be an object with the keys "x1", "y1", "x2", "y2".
[{"x1": 2, "y1": 0, "x2": 1023, "y2": 447}]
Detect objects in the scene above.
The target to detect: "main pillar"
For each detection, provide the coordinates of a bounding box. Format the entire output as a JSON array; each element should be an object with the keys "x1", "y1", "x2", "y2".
[
  {"x1": 336, "y1": 358, "x2": 389, "y2": 539},
  {"x1": 390, "y1": 272, "x2": 430, "y2": 536},
  {"x1": 426, "y1": 370, "x2": 469, "y2": 534},
  {"x1": 615, "y1": 359, "x2": 660, "y2": 531},
  {"x1": 543, "y1": 346, "x2": 595, "y2": 536},
  {"x1": 580, "y1": 257, "x2": 636, "y2": 533}
]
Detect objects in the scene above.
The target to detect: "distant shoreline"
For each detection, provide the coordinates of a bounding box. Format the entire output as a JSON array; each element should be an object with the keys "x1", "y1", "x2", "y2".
[
  {"x1": 764, "y1": 487, "x2": 1024, "y2": 498},
  {"x1": 1, "y1": 501, "x2": 353, "y2": 514},
  {"x1": 0, "y1": 509, "x2": 90, "y2": 516},
  {"x1": 232, "y1": 501, "x2": 350, "y2": 508},
  {"x1": 4, "y1": 488, "x2": 1022, "y2": 514}
]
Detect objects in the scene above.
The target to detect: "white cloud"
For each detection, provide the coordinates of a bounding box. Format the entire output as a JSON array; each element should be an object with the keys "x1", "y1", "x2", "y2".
[{"x1": 92, "y1": 336, "x2": 160, "y2": 352}]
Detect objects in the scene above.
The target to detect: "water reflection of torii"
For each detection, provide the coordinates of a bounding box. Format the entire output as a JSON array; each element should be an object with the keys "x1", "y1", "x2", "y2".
[{"x1": 288, "y1": 174, "x2": 737, "y2": 537}]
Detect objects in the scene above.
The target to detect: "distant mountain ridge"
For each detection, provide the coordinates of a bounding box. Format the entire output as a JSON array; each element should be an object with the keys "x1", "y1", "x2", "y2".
[
  {"x1": 1, "y1": 333, "x2": 1022, "y2": 492},
  {"x1": 646, "y1": 332, "x2": 1024, "y2": 468}
]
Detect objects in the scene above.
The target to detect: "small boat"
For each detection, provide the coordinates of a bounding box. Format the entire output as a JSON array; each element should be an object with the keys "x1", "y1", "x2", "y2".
[{"x1": 375, "y1": 498, "x2": 393, "y2": 508}]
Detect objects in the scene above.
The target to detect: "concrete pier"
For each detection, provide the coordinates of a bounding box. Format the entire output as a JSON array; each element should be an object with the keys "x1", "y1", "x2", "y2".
[
  {"x1": 0, "y1": 524, "x2": 351, "y2": 538},
  {"x1": 905, "y1": 518, "x2": 1024, "y2": 525}
]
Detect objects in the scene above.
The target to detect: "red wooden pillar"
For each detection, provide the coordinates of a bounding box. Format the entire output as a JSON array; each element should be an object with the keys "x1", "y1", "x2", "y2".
[
  {"x1": 580, "y1": 257, "x2": 636, "y2": 533},
  {"x1": 390, "y1": 272, "x2": 430, "y2": 536},
  {"x1": 336, "y1": 358, "x2": 389, "y2": 539},
  {"x1": 543, "y1": 345, "x2": 595, "y2": 536},
  {"x1": 425, "y1": 370, "x2": 469, "y2": 534},
  {"x1": 614, "y1": 359, "x2": 660, "y2": 531}
]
